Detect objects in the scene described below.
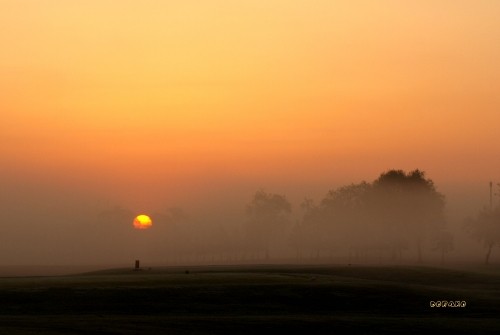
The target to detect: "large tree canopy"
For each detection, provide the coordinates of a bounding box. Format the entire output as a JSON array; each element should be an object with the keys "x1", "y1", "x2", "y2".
[
  {"x1": 370, "y1": 170, "x2": 445, "y2": 261},
  {"x1": 371, "y1": 170, "x2": 445, "y2": 249},
  {"x1": 298, "y1": 169, "x2": 446, "y2": 262}
]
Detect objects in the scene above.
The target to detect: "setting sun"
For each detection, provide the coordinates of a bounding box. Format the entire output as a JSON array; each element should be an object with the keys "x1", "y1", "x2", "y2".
[{"x1": 133, "y1": 215, "x2": 152, "y2": 230}]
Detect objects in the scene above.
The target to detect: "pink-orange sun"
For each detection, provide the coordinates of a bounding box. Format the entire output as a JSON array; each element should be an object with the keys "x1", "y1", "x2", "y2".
[{"x1": 133, "y1": 214, "x2": 152, "y2": 230}]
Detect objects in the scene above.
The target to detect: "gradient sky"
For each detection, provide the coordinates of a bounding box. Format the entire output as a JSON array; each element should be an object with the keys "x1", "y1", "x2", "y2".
[{"x1": 2, "y1": 0, "x2": 500, "y2": 215}]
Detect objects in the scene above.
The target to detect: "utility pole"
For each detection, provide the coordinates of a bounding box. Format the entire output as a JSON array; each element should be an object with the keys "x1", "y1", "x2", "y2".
[
  {"x1": 496, "y1": 183, "x2": 500, "y2": 208},
  {"x1": 490, "y1": 181, "x2": 493, "y2": 210}
]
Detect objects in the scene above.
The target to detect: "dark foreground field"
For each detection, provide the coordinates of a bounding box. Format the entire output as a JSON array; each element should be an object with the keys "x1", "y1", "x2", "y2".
[{"x1": 0, "y1": 264, "x2": 499, "y2": 334}]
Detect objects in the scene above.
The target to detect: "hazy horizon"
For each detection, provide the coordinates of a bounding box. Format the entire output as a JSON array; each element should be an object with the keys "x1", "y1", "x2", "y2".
[
  {"x1": 1, "y1": 1, "x2": 500, "y2": 269},
  {"x1": 0, "y1": 168, "x2": 498, "y2": 269}
]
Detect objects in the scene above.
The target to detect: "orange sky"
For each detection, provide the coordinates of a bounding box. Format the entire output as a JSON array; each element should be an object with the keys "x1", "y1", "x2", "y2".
[{"x1": 2, "y1": 0, "x2": 500, "y2": 213}]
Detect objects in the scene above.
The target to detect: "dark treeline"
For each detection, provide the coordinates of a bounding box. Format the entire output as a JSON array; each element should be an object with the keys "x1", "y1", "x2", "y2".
[
  {"x1": 4, "y1": 169, "x2": 498, "y2": 266},
  {"x1": 85, "y1": 169, "x2": 498, "y2": 266},
  {"x1": 290, "y1": 169, "x2": 447, "y2": 263},
  {"x1": 252, "y1": 169, "x2": 448, "y2": 264}
]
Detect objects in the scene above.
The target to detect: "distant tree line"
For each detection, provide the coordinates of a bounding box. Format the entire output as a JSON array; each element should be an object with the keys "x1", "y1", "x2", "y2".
[
  {"x1": 96, "y1": 169, "x2": 500, "y2": 265},
  {"x1": 248, "y1": 169, "x2": 449, "y2": 263}
]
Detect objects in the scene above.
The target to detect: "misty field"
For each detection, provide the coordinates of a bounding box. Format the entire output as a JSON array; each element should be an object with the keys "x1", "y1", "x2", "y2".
[{"x1": 0, "y1": 265, "x2": 499, "y2": 335}]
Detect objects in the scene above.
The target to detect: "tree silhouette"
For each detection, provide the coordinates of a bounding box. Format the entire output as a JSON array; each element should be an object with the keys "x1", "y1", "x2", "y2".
[
  {"x1": 431, "y1": 230, "x2": 454, "y2": 265},
  {"x1": 245, "y1": 190, "x2": 291, "y2": 260},
  {"x1": 151, "y1": 207, "x2": 191, "y2": 263},
  {"x1": 465, "y1": 207, "x2": 500, "y2": 264},
  {"x1": 298, "y1": 170, "x2": 445, "y2": 263},
  {"x1": 319, "y1": 182, "x2": 372, "y2": 259},
  {"x1": 370, "y1": 169, "x2": 446, "y2": 262},
  {"x1": 293, "y1": 198, "x2": 331, "y2": 259}
]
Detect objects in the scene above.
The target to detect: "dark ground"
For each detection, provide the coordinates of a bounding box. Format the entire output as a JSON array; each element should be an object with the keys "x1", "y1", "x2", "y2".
[{"x1": 0, "y1": 264, "x2": 499, "y2": 334}]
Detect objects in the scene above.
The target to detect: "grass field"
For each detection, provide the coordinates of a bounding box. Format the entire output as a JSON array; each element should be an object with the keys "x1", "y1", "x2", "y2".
[{"x1": 0, "y1": 264, "x2": 499, "y2": 334}]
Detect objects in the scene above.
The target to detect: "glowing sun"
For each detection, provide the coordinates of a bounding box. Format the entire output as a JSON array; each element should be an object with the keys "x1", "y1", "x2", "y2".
[{"x1": 133, "y1": 214, "x2": 153, "y2": 230}]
